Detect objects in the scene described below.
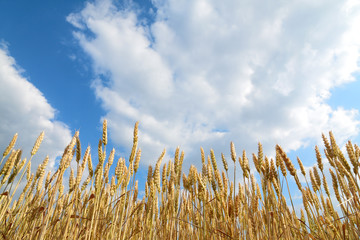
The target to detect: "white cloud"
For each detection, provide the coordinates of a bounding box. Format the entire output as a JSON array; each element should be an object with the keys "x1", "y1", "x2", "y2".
[
  {"x1": 68, "y1": 0, "x2": 360, "y2": 168},
  {"x1": 0, "y1": 44, "x2": 72, "y2": 174}
]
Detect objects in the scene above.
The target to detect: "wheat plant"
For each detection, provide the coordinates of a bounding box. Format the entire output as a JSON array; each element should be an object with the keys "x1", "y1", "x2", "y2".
[{"x1": 0, "y1": 120, "x2": 359, "y2": 239}]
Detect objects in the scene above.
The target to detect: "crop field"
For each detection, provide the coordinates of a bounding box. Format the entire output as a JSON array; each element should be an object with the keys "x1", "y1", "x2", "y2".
[{"x1": 0, "y1": 120, "x2": 359, "y2": 239}]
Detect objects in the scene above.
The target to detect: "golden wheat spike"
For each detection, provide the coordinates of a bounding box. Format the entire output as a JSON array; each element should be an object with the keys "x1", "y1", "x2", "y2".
[
  {"x1": 2, "y1": 133, "x2": 18, "y2": 158},
  {"x1": 102, "y1": 119, "x2": 107, "y2": 146},
  {"x1": 31, "y1": 131, "x2": 44, "y2": 156}
]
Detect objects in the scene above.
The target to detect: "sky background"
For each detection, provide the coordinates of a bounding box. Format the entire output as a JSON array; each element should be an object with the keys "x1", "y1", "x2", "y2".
[{"x1": 1, "y1": 0, "x2": 360, "y2": 204}]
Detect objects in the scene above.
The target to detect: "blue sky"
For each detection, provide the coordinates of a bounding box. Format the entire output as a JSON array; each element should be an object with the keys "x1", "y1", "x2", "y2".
[{"x1": 1, "y1": 0, "x2": 360, "y2": 202}]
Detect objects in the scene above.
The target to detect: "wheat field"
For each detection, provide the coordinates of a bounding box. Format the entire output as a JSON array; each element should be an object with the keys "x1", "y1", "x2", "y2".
[{"x1": 0, "y1": 120, "x2": 359, "y2": 239}]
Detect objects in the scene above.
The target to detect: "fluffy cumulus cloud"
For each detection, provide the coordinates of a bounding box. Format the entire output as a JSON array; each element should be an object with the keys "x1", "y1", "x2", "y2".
[
  {"x1": 0, "y1": 44, "x2": 72, "y2": 173},
  {"x1": 68, "y1": 0, "x2": 360, "y2": 167}
]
